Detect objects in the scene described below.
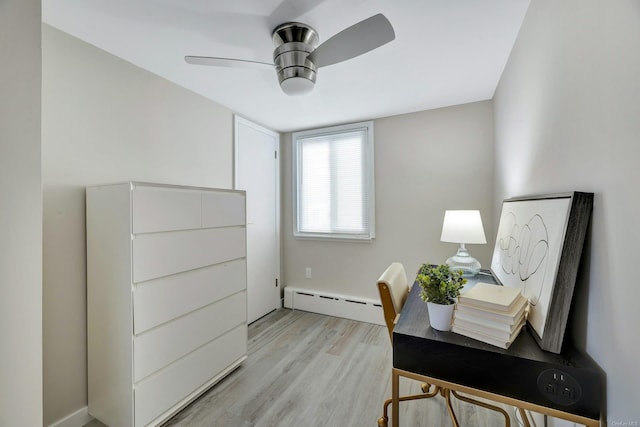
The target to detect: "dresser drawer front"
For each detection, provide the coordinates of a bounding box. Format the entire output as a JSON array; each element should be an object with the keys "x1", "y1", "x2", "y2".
[
  {"x1": 134, "y1": 324, "x2": 247, "y2": 427},
  {"x1": 133, "y1": 227, "x2": 246, "y2": 283},
  {"x1": 134, "y1": 291, "x2": 246, "y2": 382},
  {"x1": 132, "y1": 186, "x2": 201, "y2": 234},
  {"x1": 202, "y1": 191, "x2": 245, "y2": 228},
  {"x1": 133, "y1": 259, "x2": 246, "y2": 334}
]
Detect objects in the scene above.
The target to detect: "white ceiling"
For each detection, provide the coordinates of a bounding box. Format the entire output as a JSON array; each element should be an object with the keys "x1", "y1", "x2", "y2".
[{"x1": 43, "y1": 0, "x2": 530, "y2": 133}]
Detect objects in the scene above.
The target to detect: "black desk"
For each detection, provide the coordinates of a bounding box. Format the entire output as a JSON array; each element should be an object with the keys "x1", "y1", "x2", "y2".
[{"x1": 391, "y1": 274, "x2": 603, "y2": 427}]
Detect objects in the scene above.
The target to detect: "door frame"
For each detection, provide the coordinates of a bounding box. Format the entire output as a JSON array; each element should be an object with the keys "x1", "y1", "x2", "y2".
[{"x1": 233, "y1": 115, "x2": 281, "y2": 314}]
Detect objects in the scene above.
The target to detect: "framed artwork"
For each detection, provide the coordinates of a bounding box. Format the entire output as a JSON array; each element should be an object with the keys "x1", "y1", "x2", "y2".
[{"x1": 490, "y1": 192, "x2": 593, "y2": 353}]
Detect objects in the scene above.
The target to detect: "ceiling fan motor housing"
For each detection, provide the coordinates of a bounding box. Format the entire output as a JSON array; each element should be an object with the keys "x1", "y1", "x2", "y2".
[{"x1": 272, "y1": 23, "x2": 319, "y2": 95}]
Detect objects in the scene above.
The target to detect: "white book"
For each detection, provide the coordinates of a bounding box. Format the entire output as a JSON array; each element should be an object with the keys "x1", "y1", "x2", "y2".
[
  {"x1": 452, "y1": 322, "x2": 525, "y2": 350},
  {"x1": 453, "y1": 309, "x2": 526, "y2": 333},
  {"x1": 458, "y1": 282, "x2": 524, "y2": 312},
  {"x1": 456, "y1": 295, "x2": 528, "y2": 324},
  {"x1": 452, "y1": 316, "x2": 525, "y2": 341}
]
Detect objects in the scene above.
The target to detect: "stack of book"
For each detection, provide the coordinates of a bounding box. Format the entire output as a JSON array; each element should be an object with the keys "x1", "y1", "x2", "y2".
[{"x1": 452, "y1": 283, "x2": 529, "y2": 349}]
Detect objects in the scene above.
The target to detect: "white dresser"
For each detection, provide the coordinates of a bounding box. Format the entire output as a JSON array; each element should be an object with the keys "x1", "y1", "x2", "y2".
[{"x1": 86, "y1": 182, "x2": 247, "y2": 427}]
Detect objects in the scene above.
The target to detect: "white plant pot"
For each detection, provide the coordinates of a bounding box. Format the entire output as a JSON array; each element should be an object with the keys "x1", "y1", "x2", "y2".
[{"x1": 427, "y1": 302, "x2": 455, "y2": 331}]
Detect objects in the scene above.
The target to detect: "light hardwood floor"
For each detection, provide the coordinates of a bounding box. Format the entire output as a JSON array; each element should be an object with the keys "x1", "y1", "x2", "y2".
[{"x1": 87, "y1": 309, "x2": 517, "y2": 426}]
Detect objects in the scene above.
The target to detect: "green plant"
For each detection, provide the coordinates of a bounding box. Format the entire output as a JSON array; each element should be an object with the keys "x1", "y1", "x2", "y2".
[{"x1": 417, "y1": 263, "x2": 467, "y2": 305}]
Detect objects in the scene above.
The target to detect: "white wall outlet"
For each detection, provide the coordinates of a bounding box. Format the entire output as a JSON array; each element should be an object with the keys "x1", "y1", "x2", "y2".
[{"x1": 305, "y1": 267, "x2": 312, "y2": 279}]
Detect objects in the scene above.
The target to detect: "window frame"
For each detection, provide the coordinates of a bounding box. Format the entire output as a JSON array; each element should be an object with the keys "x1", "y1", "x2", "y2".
[{"x1": 292, "y1": 120, "x2": 375, "y2": 241}]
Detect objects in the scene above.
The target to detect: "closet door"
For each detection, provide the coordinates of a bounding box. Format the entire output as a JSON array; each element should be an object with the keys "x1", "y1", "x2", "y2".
[{"x1": 235, "y1": 116, "x2": 280, "y2": 323}]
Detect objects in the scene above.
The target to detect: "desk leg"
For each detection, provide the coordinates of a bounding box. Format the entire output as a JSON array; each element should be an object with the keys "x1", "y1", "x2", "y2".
[{"x1": 392, "y1": 369, "x2": 400, "y2": 427}]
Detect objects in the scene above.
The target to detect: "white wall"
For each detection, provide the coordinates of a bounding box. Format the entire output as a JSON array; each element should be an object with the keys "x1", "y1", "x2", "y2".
[
  {"x1": 494, "y1": 0, "x2": 640, "y2": 422},
  {"x1": 42, "y1": 25, "x2": 235, "y2": 425},
  {"x1": 0, "y1": 1, "x2": 43, "y2": 426},
  {"x1": 283, "y1": 101, "x2": 494, "y2": 300}
]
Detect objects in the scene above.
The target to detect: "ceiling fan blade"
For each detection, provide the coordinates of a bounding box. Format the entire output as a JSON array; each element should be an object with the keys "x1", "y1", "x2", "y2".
[
  {"x1": 308, "y1": 13, "x2": 395, "y2": 68},
  {"x1": 184, "y1": 56, "x2": 273, "y2": 71}
]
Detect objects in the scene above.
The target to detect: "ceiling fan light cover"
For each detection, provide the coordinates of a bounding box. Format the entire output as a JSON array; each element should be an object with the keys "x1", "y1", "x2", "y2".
[{"x1": 280, "y1": 73, "x2": 316, "y2": 96}]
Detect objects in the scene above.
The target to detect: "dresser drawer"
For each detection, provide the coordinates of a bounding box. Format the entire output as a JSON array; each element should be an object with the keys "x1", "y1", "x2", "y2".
[
  {"x1": 132, "y1": 227, "x2": 246, "y2": 283},
  {"x1": 133, "y1": 259, "x2": 246, "y2": 334},
  {"x1": 134, "y1": 291, "x2": 246, "y2": 382},
  {"x1": 202, "y1": 191, "x2": 245, "y2": 228},
  {"x1": 132, "y1": 186, "x2": 201, "y2": 234},
  {"x1": 134, "y1": 324, "x2": 247, "y2": 427}
]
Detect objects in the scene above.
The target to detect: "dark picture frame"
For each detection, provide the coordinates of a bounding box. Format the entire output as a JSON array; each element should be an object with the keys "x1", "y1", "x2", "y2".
[{"x1": 490, "y1": 192, "x2": 593, "y2": 353}]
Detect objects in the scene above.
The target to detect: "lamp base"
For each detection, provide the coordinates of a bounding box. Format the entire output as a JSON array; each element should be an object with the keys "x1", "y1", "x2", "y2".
[{"x1": 446, "y1": 245, "x2": 481, "y2": 277}]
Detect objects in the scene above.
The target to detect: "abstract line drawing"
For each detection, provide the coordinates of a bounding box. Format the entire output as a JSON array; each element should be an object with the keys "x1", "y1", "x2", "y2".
[
  {"x1": 496, "y1": 213, "x2": 549, "y2": 306},
  {"x1": 491, "y1": 196, "x2": 572, "y2": 341},
  {"x1": 490, "y1": 193, "x2": 592, "y2": 354}
]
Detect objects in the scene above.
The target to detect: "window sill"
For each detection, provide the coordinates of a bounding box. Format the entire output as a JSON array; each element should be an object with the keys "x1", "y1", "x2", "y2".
[{"x1": 293, "y1": 233, "x2": 375, "y2": 243}]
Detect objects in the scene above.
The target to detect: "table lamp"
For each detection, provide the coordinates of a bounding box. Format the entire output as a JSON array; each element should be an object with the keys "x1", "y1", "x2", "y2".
[{"x1": 440, "y1": 210, "x2": 487, "y2": 277}]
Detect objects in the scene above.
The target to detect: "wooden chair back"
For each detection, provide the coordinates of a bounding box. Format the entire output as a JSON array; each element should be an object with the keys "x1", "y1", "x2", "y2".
[{"x1": 377, "y1": 263, "x2": 409, "y2": 343}]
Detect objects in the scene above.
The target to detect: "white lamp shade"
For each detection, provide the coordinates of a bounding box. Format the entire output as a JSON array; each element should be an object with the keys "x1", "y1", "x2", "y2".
[{"x1": 440, "y1": 210, "x2": 487, "y2": 244}]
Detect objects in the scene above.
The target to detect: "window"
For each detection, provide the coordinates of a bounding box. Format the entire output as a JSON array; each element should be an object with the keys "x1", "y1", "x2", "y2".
[{"x1": 293, "y1": 121, "x2": 375, "y2": 240}]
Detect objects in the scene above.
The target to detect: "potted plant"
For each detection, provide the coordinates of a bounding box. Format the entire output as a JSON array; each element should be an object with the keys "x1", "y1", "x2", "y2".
[{"x1": 417, "y1": 263, "x2": 467, "y2": 331}]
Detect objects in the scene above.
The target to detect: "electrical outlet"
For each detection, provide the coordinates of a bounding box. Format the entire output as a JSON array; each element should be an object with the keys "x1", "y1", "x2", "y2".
[
  {"x1": 537, "y1": 369, "x2": 581, "y2": 406},
  {"x1": 305, "y1": 267, "x2": 312, "y2": 279}
]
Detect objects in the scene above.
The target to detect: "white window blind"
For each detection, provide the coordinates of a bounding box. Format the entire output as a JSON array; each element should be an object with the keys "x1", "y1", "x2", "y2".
[{"x1": 293, "y1": 121, "x2": 375, "y2": 240}]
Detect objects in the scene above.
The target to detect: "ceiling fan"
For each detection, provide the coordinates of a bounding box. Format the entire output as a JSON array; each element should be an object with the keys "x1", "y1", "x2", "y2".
[{"x1": 185, "y1": 13, "x2": 395, "y2": 96}]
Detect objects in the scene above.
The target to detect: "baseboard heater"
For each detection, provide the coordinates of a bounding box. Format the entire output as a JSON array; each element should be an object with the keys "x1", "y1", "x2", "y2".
[{"x1": 284, "y1": 286, "x2": 385, "y2": 326}]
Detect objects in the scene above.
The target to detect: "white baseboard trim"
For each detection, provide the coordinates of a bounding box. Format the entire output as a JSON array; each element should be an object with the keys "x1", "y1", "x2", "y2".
[
  {"x1": 49, "y1": 406, "x2": 94, "y2": 427},
  {"x1": 284, "y1": 286, "x2": 385, "y2": 325}
]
